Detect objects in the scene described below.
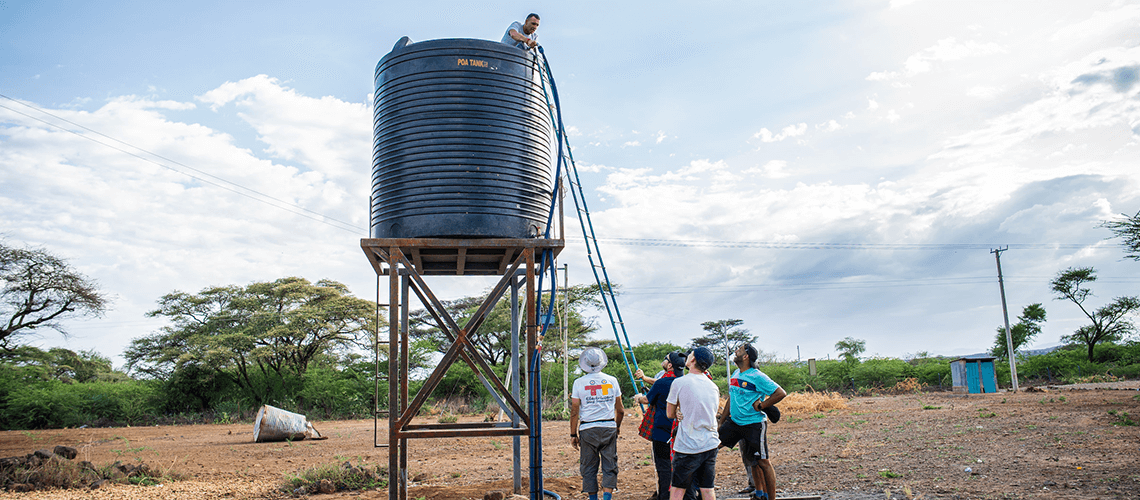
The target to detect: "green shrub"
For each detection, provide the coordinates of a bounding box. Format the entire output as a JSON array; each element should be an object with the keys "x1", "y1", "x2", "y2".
[
  {"x1": 0, "y1": 379, "x2": 162, "y2": 429},
  {"x1": 852, "y1": 358, "x2": 914, "y2": 389},
  {"x1": 761, "y1": 363, "x2": 810, "y2": 392}
]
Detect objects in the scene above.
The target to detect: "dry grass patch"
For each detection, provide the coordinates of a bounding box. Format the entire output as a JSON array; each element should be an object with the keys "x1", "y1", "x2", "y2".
[
  {"x1": 780, "y1": 390, "x2": 849, "y2": 414},
  {"x1": 1, "y1": 454, "x2": 186, "y2": 492}
]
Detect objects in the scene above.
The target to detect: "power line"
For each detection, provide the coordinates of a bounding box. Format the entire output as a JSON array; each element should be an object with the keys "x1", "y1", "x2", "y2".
[
  {"x1": 583, "y1": 237, "x2": 1097, "y2": 250},
  {"x1": 0, "y1": 94, "x2": 364, "y2": 234},
  {"x1": 618, "y1": 274, "x2": 1140, "y2": 295}
]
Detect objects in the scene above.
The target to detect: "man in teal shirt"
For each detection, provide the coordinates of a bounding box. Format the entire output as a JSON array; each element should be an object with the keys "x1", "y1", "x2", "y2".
[{"x1": 717, "y1": 343, "x2": 786, "y2": 500}]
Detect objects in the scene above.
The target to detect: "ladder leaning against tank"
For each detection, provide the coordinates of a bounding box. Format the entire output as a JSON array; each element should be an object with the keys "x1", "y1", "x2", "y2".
[{"x1": 533, "y1": 47, "x2": 648, "y2": 406}]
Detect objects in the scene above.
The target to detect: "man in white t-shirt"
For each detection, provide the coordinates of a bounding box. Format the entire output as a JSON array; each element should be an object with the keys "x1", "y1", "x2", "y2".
[
  {"x1": 571, "y1": 347, "x2": 625, "y2": 500},
  {"x1": 666, "y1": 347, "x2": 720, "y2": 500}
]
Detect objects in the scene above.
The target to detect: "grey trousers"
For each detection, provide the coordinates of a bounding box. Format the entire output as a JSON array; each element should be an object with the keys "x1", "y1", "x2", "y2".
[{"x1": 579, "y1": 426, "x2": 619, "y2": 492}]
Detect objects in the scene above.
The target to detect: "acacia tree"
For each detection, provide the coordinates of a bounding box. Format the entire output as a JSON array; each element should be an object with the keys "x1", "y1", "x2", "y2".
[
  {"x1": 1101, "y1": 210, "x2": 1140, "y2": 261},
  {"x1": 125, "y1": 277, "x2": 379, "y2": 405},
  {"x1": 690, "y1": 319, "x2": 756, "y2": 374},
  {"x1": 2, "y1": 345, "x2": 119, "y2": 382},
  {"x1": 991, "y1": 303, "x2": 1046, "y2": 360},
  {"x1": 1, "y1": 241, "x2": 108, "y2": 350},
  {"x1": 835, "y1": 337, "x2": 866, "y2": 364},
  {"x1": 408, "y1": 283, "x2": 604, "y2": 366},
  {"x1": 1050, "y1": 267, "x2": 1140, "y2": 361}
]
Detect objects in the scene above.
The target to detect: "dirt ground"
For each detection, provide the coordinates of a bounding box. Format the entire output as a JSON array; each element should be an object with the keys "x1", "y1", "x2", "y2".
[{"x1": 2, "y1": 384, "x2": 1139, "y2": 500}]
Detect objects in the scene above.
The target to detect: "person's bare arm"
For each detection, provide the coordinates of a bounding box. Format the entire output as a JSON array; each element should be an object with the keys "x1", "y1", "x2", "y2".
[
  {"x1": 614, "y1": 397, "x2": 625, "y2": 433},
  {"x1": 754, "y1": 387, "x2": 787, "y2": 411},
  {"x1": 634, "y1": 369, "x2": 656, "y2": 385},
  {"x1": 570, "y1": 398, "x2": 581, "y2": 450},
  {"x1": 666, "y1": 401, "x2": 677, "y2": 420}
]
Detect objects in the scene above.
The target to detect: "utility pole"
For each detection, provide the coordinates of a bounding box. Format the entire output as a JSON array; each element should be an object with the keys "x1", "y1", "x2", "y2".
[
  {"x1": 562, "y1": 264, "x2": 569, "y2": 411},
  {"x1": 991, "y1": 247, "x2": 1019, "y2": 392},
  {"x1": 722, "y1": 330, "x2": 732, "y2": 380}
]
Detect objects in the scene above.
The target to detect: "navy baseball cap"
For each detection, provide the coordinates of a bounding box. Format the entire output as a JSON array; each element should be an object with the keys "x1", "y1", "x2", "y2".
[
  {"x1": 691, "y1": 347, "x2": 715, "y2": 372},
  {"x1": 667, "y1": 351, "x2": 687, "y2": 374}
]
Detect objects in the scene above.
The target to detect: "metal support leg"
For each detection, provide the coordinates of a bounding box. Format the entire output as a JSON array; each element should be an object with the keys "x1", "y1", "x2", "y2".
[
  {"x1": 388, "y1": 248, "x2": 401, "y2": 500},
  {"x1": 400, "y1": 274, "x2": 410, "y2": 500},
  {"x1": 511, "y1": 277, "x2": 521, "y2": 494}
]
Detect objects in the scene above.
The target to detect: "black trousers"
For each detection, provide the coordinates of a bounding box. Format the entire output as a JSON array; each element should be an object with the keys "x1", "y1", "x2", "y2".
[
  {"x1": 652, "y1": 440, "x2": 672, "y2": 500},
  {"x1": 652, "y1": 440, "x2": 700, "y2": 500}
]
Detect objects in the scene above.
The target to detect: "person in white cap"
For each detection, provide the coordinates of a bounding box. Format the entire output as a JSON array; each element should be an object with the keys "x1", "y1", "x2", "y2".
[{"x1": 570, "y1": 347, "x2": 625, "y2": 500}]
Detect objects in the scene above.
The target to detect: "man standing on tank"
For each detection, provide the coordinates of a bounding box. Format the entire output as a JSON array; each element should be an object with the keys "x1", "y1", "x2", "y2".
[
  {"x1": 666, "y1": 347, "x2": 720, "y2": 500},
  {"x1": 717, "y1": 343, "x2": 786, "y2": 500},
  {"x1": 571, "y1": 347, "x2": 625, "y2": 500},
  {"x1": 502, "y1": 13, "x2": 540, "y2": 50}
]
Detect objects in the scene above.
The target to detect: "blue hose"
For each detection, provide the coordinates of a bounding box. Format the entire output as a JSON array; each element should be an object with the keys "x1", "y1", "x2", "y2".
[{"x1": 529, "y1": 44, "x2": 569, "y2": 500}]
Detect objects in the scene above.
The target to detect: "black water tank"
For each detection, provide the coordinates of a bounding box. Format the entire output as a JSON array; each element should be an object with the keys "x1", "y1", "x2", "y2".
[{"x1": 370, "y1": 38, "x2": 555, "y2": 239}]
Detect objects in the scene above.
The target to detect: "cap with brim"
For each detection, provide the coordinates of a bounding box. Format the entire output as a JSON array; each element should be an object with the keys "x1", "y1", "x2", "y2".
[
  {"x1": 667, "y1": 351, "x2": 687, "y2": 373},
  {"x1": 692, "y1": 347, "x2": 715, "y2": 371}
]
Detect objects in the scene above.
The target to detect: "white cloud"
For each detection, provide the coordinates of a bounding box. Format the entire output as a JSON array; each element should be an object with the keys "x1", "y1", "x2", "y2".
[
  {"x1": 966, "y1": 85, "x2": 1004, "y2": 99},
  {"x1": 889, "y1": 0, "x2": 919, "y2": 9},
  {"x1": 0, "y1": 80, "x2": 378, "y2": 363},
  {"x1": 868, "y1": 37, "x2": 1007, "y2": 82},
  {"x1": 655, "y1": 131, "x2": 667, "y2": 144},
  {"x1": 623, "y1": 140, "x2": 641, "y2": 147},
  {"x1": 867, "y1": 99, "x2": 880, "y2": 111},
  {"x1": 744, "y1": 160, "x2": 791, "y2": 179},
  {"x1": 197, "y1": 75, "x2": 371, "y2": 183},
  {"x1": 752, "y1": 123, "x2": 807, "y2": 143},
  {"x1": 816, "y1": 120, "x2": 843, "y2": 132},
  {"x1": 931, "y1": 46, "x2": 1140, "y2": 169},
  {"x1": 1051, "y1": 4, "x2": 1140, "y2": 44}
]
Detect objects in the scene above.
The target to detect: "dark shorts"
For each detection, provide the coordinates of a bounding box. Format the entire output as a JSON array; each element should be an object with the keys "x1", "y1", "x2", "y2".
[
  {"x1": 718, "y1": 418, "x2": 768, "y2": 466},
  {"x1": 671, "y1": 448, "x2": 717, "y2": 490}
]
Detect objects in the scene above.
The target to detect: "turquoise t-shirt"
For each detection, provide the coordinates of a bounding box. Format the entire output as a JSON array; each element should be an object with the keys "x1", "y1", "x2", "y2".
[{"x1": 729, "y1": 367, "x2": 781, "y2": 425}]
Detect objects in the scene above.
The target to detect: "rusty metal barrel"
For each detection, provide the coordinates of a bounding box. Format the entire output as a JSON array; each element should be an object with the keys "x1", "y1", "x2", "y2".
[{"x1": 370, "y1": 38, "x2": 555, "y2": 239}]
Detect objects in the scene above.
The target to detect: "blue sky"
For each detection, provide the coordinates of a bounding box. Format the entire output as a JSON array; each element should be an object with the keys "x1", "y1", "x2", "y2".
[{"x1": 3, "y1": 0, "x2": 1140, "y2": 369}]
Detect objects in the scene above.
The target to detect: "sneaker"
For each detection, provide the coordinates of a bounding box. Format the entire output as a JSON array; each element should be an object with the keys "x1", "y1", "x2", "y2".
[
  {"x1": 751, "y1": 492, "x2": 769, "y2": 500},
  {"x1": 736, "y1": 486, "x2": 755, "y2": 495}
]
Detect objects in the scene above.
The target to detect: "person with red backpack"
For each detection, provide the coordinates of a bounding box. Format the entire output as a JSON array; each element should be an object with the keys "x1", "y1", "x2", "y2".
[{"x1": 634, "y1": 351, "x2": 687, "y2": 500}]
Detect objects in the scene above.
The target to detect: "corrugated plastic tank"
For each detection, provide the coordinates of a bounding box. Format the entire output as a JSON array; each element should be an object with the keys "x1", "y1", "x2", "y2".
[{"x1": 370, "y1": 37, "x2": 555, "y2": 239}]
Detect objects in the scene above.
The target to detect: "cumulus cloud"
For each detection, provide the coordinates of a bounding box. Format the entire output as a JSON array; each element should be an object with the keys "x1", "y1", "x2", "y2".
[
  {"x1": 966, "y1": 85, "x2": 1004, "y2": 99},
  {"x1": 931, "y1": 46, "x2": 1140, "y2": 170},
  {"x1": 0, "y1": 80, "x2": 376, "y2": 363},
  {"x1": 867, "y1": 37, "x2": 1007, "y2": 82},
  {"x1": 752, "y1": 123, "x2": 807, "y2": 143},
  {"x1": 815, "y1": 120, "x2": 842, "y2": 132},
  {"x1": 744, "y1": 160, "x2": 791, "y2": 179},
  {"x1": 198, "y1": 75, "x2": 371, "y2": 184}
]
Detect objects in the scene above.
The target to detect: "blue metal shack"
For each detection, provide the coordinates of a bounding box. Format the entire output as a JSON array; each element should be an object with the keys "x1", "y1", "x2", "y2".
[{"x1": 950, "y1": 357, "x2": 998, "y2": 394}]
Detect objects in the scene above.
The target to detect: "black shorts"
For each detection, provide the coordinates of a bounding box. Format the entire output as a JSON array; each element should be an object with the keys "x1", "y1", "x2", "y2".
[
  {"x1": 671, "y1": 448, "x2": 717, "y2": 490},
  {"x1": 718, "y1": 418, "x2": 768, "y2": 465}
]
